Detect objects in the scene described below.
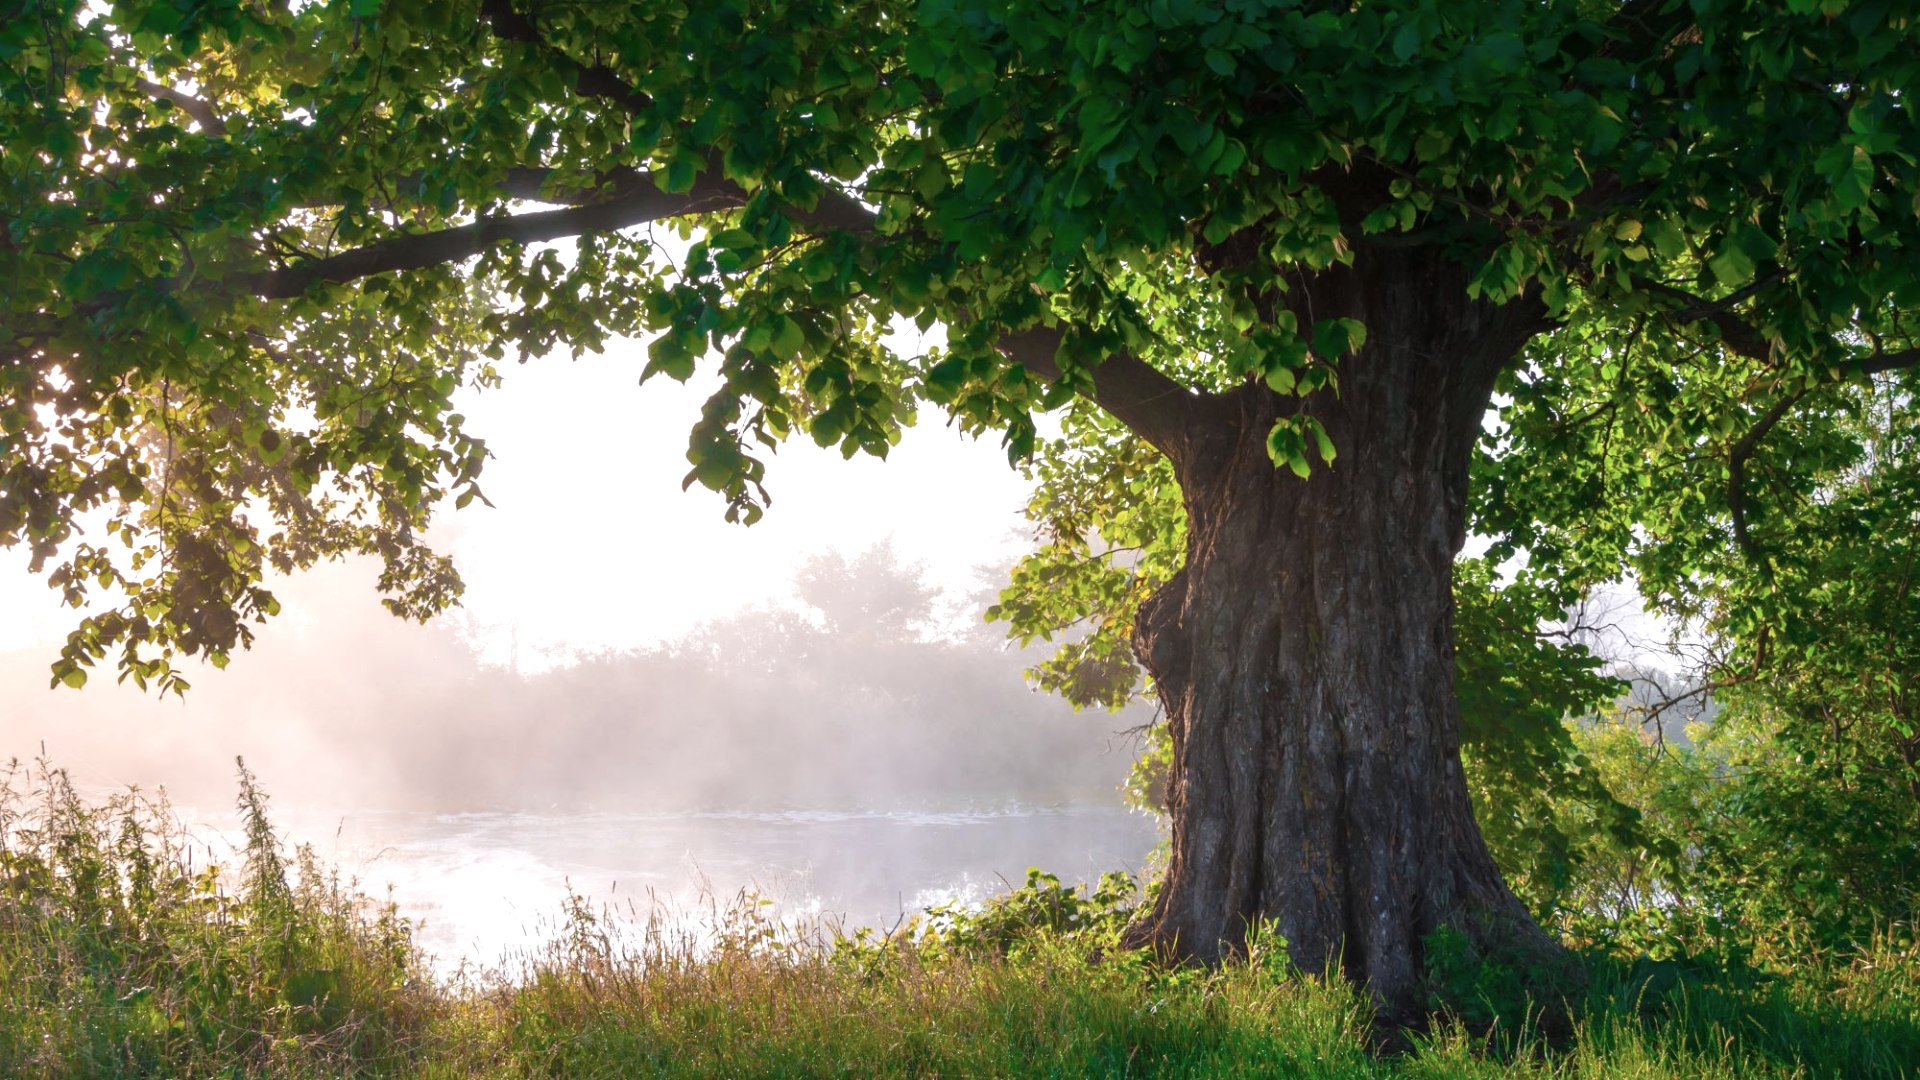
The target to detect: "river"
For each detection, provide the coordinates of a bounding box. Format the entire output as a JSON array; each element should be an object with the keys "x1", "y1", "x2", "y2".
[{"x1": 173, "y1": 801, "x2": 1164, "y2": 975}]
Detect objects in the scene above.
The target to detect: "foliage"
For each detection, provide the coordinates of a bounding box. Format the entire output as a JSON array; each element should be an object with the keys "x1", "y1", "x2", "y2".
[
  {"x1": 1469, "y1": 345, "x2": 1920, "y2": 957},
  {"x1": 4, "y1": 0, "x2": 1916, "y2": 701},
  {"x1": 989, "y1": 400, "x2": 1184, "y2": 710},
  {"x1": 1448, "y1": 561, "x2": 1651, "y2": 918},
  {"x1": 1541, "y1": 712, "x2": 1920, "y2": 970},
  {"x1": 880, "y1": 867, "x2": 1144, "y2": 961}
]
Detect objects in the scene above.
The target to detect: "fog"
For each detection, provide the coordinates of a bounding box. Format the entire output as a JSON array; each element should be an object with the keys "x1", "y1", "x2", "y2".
[
  {"x1": 0, "y1": 345, "x2": 1168, "y2": 962},
  {"x1": 0, "y1": 543, "x2": 1149, "y2": 816}
]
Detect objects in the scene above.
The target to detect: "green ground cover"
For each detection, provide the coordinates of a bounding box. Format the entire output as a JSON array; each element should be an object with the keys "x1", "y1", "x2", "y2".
[{"x1": 3, "y1": 759, "x2": 1915, "y2": 1079}]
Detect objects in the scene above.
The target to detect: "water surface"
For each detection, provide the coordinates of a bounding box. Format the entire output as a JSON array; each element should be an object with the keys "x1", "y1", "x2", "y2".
[{"x1": 184, "y1": 802, "x2": 1163, "y2": 972}]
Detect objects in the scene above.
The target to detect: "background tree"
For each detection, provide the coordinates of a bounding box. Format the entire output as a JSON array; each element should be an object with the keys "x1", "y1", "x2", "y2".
[
  {"x1": 4, "y1": 0, "x2": 1918, "y2": 1019},
  {"x1": 1500, "y1": 360, "x2": 1920, "y2": 961}
]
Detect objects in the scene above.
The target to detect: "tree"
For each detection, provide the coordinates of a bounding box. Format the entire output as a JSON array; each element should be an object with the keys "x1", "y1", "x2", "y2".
[{"x1": 4, "y1": 0, "x2": 1917, "y2": 1019}]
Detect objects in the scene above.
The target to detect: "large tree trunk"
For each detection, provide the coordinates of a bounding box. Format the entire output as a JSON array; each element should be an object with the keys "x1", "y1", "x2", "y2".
[{"x1": 1124, "y1": 254, "x2": 1571, "y2": 1023}]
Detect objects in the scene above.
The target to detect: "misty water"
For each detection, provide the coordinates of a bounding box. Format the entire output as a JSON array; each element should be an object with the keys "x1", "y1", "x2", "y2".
[
  {"x1": 174, "y1": 800, "x2": 1161, "y2": 974},
  {"x1": 4, "y1": 549, "x2": 1166, "y2": 973}
]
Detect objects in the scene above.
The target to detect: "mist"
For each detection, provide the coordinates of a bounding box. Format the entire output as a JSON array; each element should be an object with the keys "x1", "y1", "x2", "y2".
[{"x1": 0, "y1": 544, "x2": 1149, "y2": 816}]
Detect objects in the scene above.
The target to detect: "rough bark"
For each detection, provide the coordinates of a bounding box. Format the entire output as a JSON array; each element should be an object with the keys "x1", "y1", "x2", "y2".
[{"x1": 1123, "y1": 252, "x2": 1573, "y2": 1023}]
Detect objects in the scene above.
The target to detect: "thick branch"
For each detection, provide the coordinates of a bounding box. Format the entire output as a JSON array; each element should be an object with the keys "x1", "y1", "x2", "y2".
[
  {"x1": 255, "y1": 175, "x2": 1196, "y2": 452},
  {"x1": 478, "y1": 0, "x2": 652, "y2": 115},
  {"x1": 1856, "y1": 347, "x2": 1920, "y2": 378},
  {"x1": 234, "y1": 172, "x2": 741, "y2": 299},
  {"x1": 464, "y1": 159, "x2": 882, "y2": 231},
  {"x1": 269, "y1": 172, "x2": 1194, "y2": 449},
  {"x1": 470, "y1": 4, "x2": 881, "y2": 230},
  {"x1": 1640, "y1": 278, "x2": 1779, "y2": 363},
  {"x1": 1726, "y1": 389, "x2": 1803, "y2": 566},
  {"x1": 1642, "y1": 278, "x2": 1920, "y2": 381},
  {"x1": 1725, "y1": 344, "x2": 1917, "y2": 564},
  {"x1": 998, "y1": 327, "x2": 1197, "y2": 456},
  {"x1": 191, "y1": 135, "x2": 1193, "y2": 454},
  {"x1": 1638, "y1": 277, "x2": 1920, "y2": 562},
  {"x1": 135, "y1": 78, "x2": 228, "y2": 137},
  {"x1": 266, "y1": 160, "x2": 881, "y2": 295}
]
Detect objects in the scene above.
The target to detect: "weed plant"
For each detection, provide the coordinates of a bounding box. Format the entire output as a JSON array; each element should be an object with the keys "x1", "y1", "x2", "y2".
[
  {"x1": 0, "y1": 757, "x2": 430, "y2": 1077},
  {"x1": 2, "y1": 761, "x2": 1916, "y2": 1078}
]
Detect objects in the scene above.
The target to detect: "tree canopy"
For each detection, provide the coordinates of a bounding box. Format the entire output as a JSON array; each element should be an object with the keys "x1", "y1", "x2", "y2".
[{"x1": 3, "y1": 0, "x2": 1914, "y2": 693}]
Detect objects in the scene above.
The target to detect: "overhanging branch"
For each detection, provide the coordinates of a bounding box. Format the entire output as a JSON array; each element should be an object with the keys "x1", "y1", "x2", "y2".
[
  {"x1": 234, "y1": 172, "x2": 741, "y2": 299},
  {"x1": 312, "y1": 176, "x2": 1189, "y2": 443},
  {"x1": 1726, "y1": 389, "x2": 1803, "y2": 566},
  {"x1": 998, "y1": 327, "x2": 1196, "y2": 456},
  {"x1": 242, "y1": 166, "x2": 1198, "y2": 451},
  {"x1": 1640, "y1": 278, "x2": 1781, "y2": 364},
  {"x1": 134, "y1": 78, "x2": 228, "y2": 137},
  {"x1": 1641, "y1": 277, "x2": 1920, "y2": 379},
  {"x1": 1725, "y1": 346, "x2": 1917, "y2": 564},
  {"x1": 253, "y1": 162, "x2": 882, "y2": 296},
  {"x1": 1633, "y1": 276, "x2": 1920, "y2": 566},
  {"x1": 478, "y1": 0, "x2": 653, "y2": 115},
  {"x1": 469, "y1": 0, "x2": 1198, "y2": 447},
  {"x1": 1855, "y1": 347, "x2": 1920, "y2": 378}
]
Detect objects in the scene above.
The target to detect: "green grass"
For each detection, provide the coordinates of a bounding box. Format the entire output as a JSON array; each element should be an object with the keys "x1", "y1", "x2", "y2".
[{"x1": 3, "y1": 759, "x2": 1915, "y2": 1078}]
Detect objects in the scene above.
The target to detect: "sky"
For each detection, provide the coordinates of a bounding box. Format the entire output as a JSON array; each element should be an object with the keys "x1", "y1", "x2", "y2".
[{"x1": 0, "y1": 333, "x2": 1040, "y2": 672}]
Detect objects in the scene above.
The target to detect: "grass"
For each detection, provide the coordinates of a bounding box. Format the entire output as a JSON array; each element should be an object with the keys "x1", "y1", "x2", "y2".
[{"x1": 3, "y1": 759, "x2": 1916, "y2": 1078}]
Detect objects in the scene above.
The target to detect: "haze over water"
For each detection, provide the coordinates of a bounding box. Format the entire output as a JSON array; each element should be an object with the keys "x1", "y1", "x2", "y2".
[
  {"x1": 0, "y1": 354, "x2": 1163, "y2": 971},
  {"x1": 153, "y1": 801, "x2": 1160, "y2": 974},
  {"x1": 3, "y1": 544, "x2": 1160, "y2": 974}
]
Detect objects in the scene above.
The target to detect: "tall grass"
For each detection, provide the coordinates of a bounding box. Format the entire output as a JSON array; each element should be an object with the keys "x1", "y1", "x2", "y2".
[
  {"x1": 0, "y1": 757, "x2": 431, "y2": 1077},
  {"x1": 2, "y1": 760, "x2": 1915, "y2": 1078}
]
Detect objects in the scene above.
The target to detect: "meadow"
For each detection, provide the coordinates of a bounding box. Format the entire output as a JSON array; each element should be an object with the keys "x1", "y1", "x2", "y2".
[{"x1": 3, "y1": 758, "x2": 1915, "y2": 1079}]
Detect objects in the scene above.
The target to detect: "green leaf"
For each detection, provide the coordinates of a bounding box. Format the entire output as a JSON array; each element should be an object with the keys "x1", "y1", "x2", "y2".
[
  {"x1": 1708, "y1": 239, "x2": 1755, "y2": 288},
  {"x1": 924, "y1": 356, "x2": 969, "y2": 399},
  {"x1": 1265, "y1": 419, "x2": 1311, "y2": 478},
  {"x1": 1826, "y1": 143, "x2": 1876, "y2": 211},
  {"x1": 770, "y1": 315, "x2": 807, "y2": 361},
  {"x1": 644, "y1": 333, "x2": 697, "y2": 382},
  {"x1": 1311, "y1": 318, "x2": 1366, "y2": 359},
  {"x1": 1213, "y1": 139, "x2": 1246, "y2": 177},
  {"x1": 915, "y1": 161, "x2": 948, "y2": 199},
  {"x1": 1647, "y1": 217, "x2": 1687, "y2": 260},
  {"x1": 1391, "y1": 22, "x2": 1422, "y2": 62},
  {"x1": 659, "y1": 156, "x2": 697, "y2": 195},
  {"x1": 1306, "y1": 417, "x2": 1336, "y2": 466}
]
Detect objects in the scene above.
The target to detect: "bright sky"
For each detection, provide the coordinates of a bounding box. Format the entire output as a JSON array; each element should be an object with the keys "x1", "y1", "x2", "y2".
[
  {"x1": 439, "y1": 342, "x2": 1038, "y2": 665},
  {"x1": 0, "y1": 334, "x2": 1040, "y2": 672}
]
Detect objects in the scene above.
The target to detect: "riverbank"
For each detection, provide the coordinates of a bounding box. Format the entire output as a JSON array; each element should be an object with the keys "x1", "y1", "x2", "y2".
[{"x1": 4, "y1": 762, "x2": 1915, "y2": 1078}]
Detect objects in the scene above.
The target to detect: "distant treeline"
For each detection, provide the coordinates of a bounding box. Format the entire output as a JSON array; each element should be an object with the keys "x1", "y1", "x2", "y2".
[
  {"x1": 428, "y1": 547, "x2": 1149, "y2": 809},
  {"x1": 0, "y1": 546, "x2": 1147, "y2": 811}
]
